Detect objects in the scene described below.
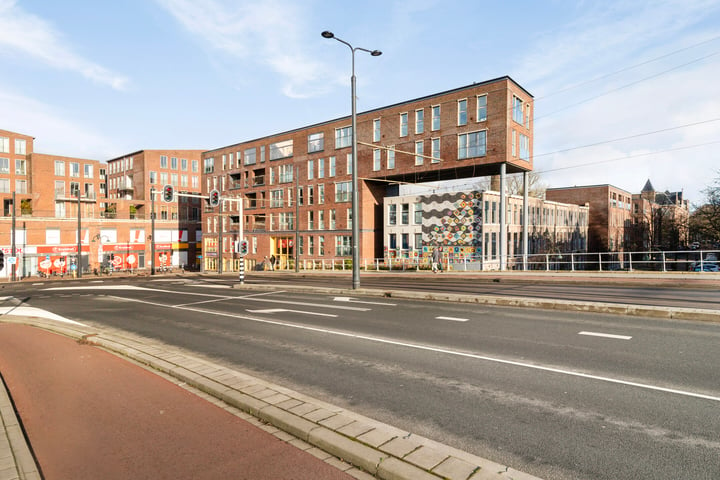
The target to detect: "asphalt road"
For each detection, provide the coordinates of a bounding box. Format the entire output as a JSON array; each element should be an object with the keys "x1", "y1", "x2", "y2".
[{"x1": 5, "y1": 276, "x2": 720, "y2": 480}]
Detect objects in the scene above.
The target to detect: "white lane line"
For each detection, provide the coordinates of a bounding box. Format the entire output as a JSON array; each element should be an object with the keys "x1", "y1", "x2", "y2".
[
  {"x1": 333, "y1": 296, "x2": 397, "y2": 306},
  {"x1": 436, "y1": 316, "x2": 469, "y2": 322},
  {"x1": 246, "y1": 308, "x2": 337, "y2": 318},
  {"x1": 579, "y1": 331, "x2": 632, "y2": 340},
  {"x1": 109, "y1": 295, "x2": 720, "y2": 404},
  {"x1": 0, "y1": 306, "x2": 88, "y2": 326},
  {"x1": 176, "y1": 297, "x2": 236, "y2": 307}
]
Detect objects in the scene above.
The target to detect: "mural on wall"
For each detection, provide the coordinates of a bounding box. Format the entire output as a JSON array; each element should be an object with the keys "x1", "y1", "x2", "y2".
[{"x1": 422, "y1": 191, "x2": 483, "y2": 257}]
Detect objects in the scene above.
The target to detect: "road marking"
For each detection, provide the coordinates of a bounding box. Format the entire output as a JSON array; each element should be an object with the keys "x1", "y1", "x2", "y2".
[
  {"x1": 108, "y1": 295, "x2": 720, "y2": 404},
  {"x1": 436, "y1": 316, "x2": 469, "y2": 322},
  {"x1": 334, "y1": 296, "x2": 396, "y2": 306},
  {"x1": 246, "y1": 308, "x2": 337, "y2": 318},
  {"x1": 579, "y1": 331, "x2": 632, "y2": 340},
  {"x1": 243, "y1": 296, "x2": 370, "y2": 311},
  {"x1": 176, "y1": 297, "x2": 236, "y2": 307}
]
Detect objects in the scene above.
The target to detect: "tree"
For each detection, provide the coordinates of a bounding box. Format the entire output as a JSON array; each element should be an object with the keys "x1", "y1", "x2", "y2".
[
  {"x1": 690, "y1": 173, "x2": 720, "y2": 245},
  {"x1": 474, "y1": 172, "x2": 547, "y2": 197}
]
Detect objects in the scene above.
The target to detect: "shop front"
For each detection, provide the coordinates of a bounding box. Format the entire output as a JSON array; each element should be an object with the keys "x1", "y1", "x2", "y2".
[{"x1": 36, "y1": 245, "x2": 90, "y2": 276}]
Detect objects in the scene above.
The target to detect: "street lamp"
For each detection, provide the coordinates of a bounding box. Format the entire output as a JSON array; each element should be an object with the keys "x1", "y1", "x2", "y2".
[{"x1": 321, "y1": 30, "x2": 381, "y2": 289}]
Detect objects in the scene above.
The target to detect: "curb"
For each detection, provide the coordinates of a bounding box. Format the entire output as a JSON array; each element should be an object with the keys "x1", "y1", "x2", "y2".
[
  {"x1": 2, "y1": 317, "x2": 542, "y2": 480},
  {"x1": 0, "y1": 375, "x2": 41, "y2": 480}
]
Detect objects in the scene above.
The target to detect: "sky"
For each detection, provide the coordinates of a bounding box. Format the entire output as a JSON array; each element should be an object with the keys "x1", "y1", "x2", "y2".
[{"x1": 1, "y1": 0, "x2": 719, "y2": 205}]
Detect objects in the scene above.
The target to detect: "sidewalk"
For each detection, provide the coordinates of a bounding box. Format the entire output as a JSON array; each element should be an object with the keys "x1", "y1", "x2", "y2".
[{"x1": 0, "y1": 316, "x2": 540, "y2": 480}]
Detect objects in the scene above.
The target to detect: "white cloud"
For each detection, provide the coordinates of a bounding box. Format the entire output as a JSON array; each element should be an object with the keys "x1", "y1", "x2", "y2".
[
  {"x1": 0, "y1": 0, "x2": 129, "y2": 90},
  {"x1": 154, "y1": 0, "x2": 332, "y2": 98}
]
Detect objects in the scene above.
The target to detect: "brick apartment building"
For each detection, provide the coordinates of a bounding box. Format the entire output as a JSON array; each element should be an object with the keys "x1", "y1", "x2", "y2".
[
  {"x1": 0, "y1": 128, "x2": 205, "y2": 279},
  {"x1": 106, "y1": 149, "x2": 204, "y2": 270},
  {"x1": 201, "y1": 76, "x2": 534, "y2": 271},
  {"x1": 546, "y1": 184, "x2": 633, "y2": 252},
  {"x1": 384, "y1": 189, "x2": 588, "y2": 270}
]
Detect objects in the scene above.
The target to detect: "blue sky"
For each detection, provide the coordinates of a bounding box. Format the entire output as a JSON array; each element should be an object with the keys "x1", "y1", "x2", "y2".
[{"x1": 1, "y1": 0, "x2": 719, "y2": 203}]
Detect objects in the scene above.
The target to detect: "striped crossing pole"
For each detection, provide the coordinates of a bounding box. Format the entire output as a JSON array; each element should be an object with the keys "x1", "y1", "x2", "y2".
[{"x1": 238, "y1": 257, "x2": 245, "y2": 284}]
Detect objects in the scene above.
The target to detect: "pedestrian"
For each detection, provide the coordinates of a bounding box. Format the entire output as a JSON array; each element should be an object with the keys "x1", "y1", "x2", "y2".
[
  {"x1": 270, "y1": 254, "x2": 276, "y2": 270},
  {"x1": 432, "y1": 247, "x2": 441, "y2": 273}
]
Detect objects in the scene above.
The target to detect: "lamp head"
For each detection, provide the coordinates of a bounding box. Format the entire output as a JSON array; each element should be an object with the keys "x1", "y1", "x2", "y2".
[
  {"x1": 371, "y1": 50, "x2": 382, "y2": 56},
  {"x1": 321, "y1": 31, "x2": 334, "y2": 39}
]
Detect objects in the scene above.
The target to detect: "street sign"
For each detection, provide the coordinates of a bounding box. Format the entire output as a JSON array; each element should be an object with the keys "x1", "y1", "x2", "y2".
[{"x1": 7, "y1": 256, "x2": 17, "y2": 265}]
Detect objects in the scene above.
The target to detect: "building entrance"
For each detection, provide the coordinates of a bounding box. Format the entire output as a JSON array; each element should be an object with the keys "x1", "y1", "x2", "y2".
[{"x1": 271, "y1": 237, "x2": 294, "y2": 270}]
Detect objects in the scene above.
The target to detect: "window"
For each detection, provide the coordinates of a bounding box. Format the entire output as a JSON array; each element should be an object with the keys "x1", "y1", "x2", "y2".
[
  {"x1": 69, "y1": 162, "x2": 80, "y2": 177},
  {"x1": 458, "y1": 99, "x2": 467, "y2": 125},
  {"x1": 415, "y1": 141, "x2": 424, "y2": 166},
  {"x1": 388, "y1": 204, "x2": 397, "y2": 225},
  {"x1": 335, "y1": 126, "x2": 352, "y2": 148},
  {"x1": 458, "y1": 131, "x2": 487, "y2": 159},
  {"x1": 335, "y1": 181, "x2": 351, "y2": 202},
  {"x1": 319, "y1": 236, "x2": 325, "y2": 256},
  {"x1": 278, "y1": 164, "x2": 293, "y2": 183},
  {"x1": 70, "y1": 182, "x2": 80, "y2": 196},
  {"x1": 318, "y1": 184, "x2": 325, "y2": 204},
  {"x1": 519, "y1": 133, "x2": 530, "y2": 160},
  {"x1": 192, "y1": 159, "x2": 199, "y2": 172},
  {"x1": 181, "y1": 175, "x2": 188, "y2": 187},
  {"x1": 15, "y1": 179, "x2": 27, "y2": 193},
  {"x1": 192, "y1": 176, "x2": 199, "y2": 188},
  {"x1": 0, "y1": 137, "x2": 8, "y2": 153},
  {"x1": 415, "y1": 109, "x2": 424, "y2": 134},
  {"x1": 431, "y1": 138, "x2": 440, "y2": 163},
  {"x1": 389, "y1": 233, "x2": 397, "y2": 250},
  {"x1": 414, "y1": 233, "x2": 423, "y2": 251},
  {"x1": 308, "y1": 159, "x2": 314, "y2": 180},
  {"x1": 270, "y1": 139, "x2": 293, "y2": 160},
  {"x1": 402, "y1": 233, "x2": 409, "y2": 250},
  {"x1": 308, "y1": 211, "x2": 314, "y2": 229},
  {"x1": 318, "y1": 158, "x2": 325, "y2": 178},
  {"x1": 431, "y1": 105, "x2": 440, "y2": 130},
  {"x1": 373, "y1": 149, "x2": 381, "y2": 171},
  {"x1": 414, "y1": 202, "x2": 422, "y2": 224},
  {"x1": 160, "y1": 155, "x2": 168, "y2": 168},
  {"x1": 149, "y1": 171, "x2": 157, "y2": 184},
  {"x1": 171, "y1": 157, "x2": 178, "y2": 169},
  {"x1": 171, "y1": 173, "x2": 178, "y2": 186},
  {"x1": 15, "y1": 159, "x2": 26, "y2": 175},
  {"x1": 0, "y1": 178, "x2": 8, "y2": 193},
  {"x1": 297, "y1": 187, "x2": 304, "y2": 206},
  {"x1": 525, "y1": 103, "x2": 531, "y2": 128},
  {"x1": 387, "y1": 146, "x2": 395, "y2": 169},
  {"x1": 401, "y1": 203, "x2": 409, "y2": 225},
  {"x1": 55, "y1": 180, "x2": 65, "y2": 196},
  {"x1": 477, "y1": 94, "x2": 487, "y2": 122},
  {"x1": 0, "y1": 157, "x2": 8, "y2": 173},
  {"x1": 513, "y1": 95, "x2": 524, "y2": 124},
  {"x1": 204, "y1": 158, "x2": 214, "y2": 173},
  {"x1": 244, "y1": 148, "x2": 256, "y2": 165},
  {"x1": 318, "y1": 210, "x2": 325, "y2": 230},
  {"x1": 160, "y1": 172, "x2": 168, "y2": 185},
  {"x1": 181, "y1": 158, "x2": 188, "y2": 171},
  {"x1": 336, "y1": 236, "x2": 351, "y2": 256},
  {"x1": 373, "y1": 119, "x2": 381, "y2": 142},
  {"x1": 308, "y1": 236, "x2": 314, "y2": 255},
  {"x1": 14, "y1": 139, "x2": 26, "y2": 155},
  {"x1": 329, "y1": 156, "x2": 336, "y2": 177},
  {"x1": 55, "y1": 161, "x2": 65, "y2": 176},
  {"x1": 399, "y1": 112, "x2": 408, "y2": 137},
  {"x1": 270, "y1": 189, "x2": 283, "y2": 207},
  {"x1": 308, "y1": 132, "x2": 324, "y2": 153},
  {"x1": 84, "y1": 164, "x2": 93, "y2": 178},
  {"x1": 329, "y1": 209, "x2": 336, "y2": 229}
]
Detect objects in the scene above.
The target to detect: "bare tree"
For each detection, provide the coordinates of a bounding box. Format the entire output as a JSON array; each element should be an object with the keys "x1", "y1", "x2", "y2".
[
  {"x1": 474, "y1": 172, "x2": 546, "y2": 197},
  {"x1": 690, "y1": 174, "x2": 720, "y2": 245}
]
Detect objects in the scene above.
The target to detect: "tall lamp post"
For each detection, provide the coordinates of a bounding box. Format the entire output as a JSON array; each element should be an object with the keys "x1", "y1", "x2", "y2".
[{"x1": 321, "y1": 30, "x2": 381, "y2": 290}]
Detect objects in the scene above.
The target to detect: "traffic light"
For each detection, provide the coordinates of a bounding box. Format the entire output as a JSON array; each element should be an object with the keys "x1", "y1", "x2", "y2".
[
  {"x1": 0, "y1": 251, "x2": 4, "y2": 271},
  {"x1": 163, "y1": 184, "x2": 174, "y2": 202},
  {"x1": 209, "y1": 189, "x2": 220, "y2": 207},
  {"x1": 239, "y1": 239, "x2": 248, "y2": 256}
]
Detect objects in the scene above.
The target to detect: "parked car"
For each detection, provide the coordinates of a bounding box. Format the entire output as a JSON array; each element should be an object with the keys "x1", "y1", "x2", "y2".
[{"x1": 692, "y1": 263, "x2": 720, "y2": 272}]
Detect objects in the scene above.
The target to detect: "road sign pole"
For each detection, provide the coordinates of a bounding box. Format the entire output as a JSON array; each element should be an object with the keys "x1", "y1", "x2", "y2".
[{"x1": 238, "y1": 256, "x2": 245, "y2": 284}]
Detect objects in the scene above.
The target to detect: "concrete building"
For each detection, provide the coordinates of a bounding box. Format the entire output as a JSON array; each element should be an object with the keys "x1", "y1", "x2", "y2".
[
  {"x1": 384, "y1": 189, "x2": 588, "y2": 270},
  {"x1": 201, "y1": 76, "x2": 534, "y2": 272}
]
